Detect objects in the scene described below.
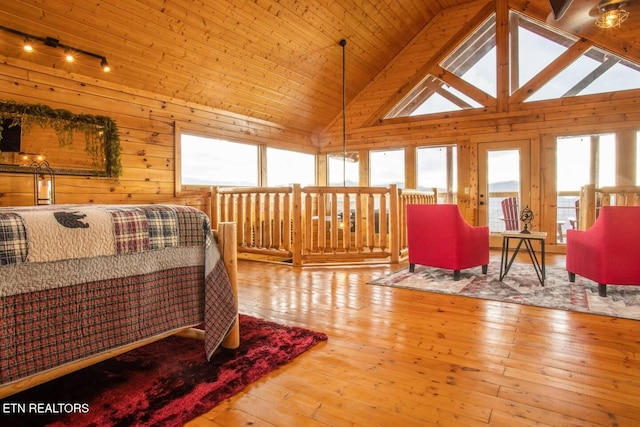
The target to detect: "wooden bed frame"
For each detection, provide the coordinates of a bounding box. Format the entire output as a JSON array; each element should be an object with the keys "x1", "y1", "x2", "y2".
[{"x1": 0, "y1": 222, "x2": 239, "y2": 400}]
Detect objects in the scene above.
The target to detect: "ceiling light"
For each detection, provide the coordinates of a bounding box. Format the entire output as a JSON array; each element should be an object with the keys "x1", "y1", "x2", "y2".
[
  {"x1": 64, "y1": 49, "x2": 75, "y2": 63},
  {"x1": 100, "y1": 58, "x2": 111, "y2": 72},
  {"x1": 23, "y1": 37, "x2": 34, "y2": 53},
  {"x1": 595, "y1": 2, "x2": 630, "y2": 28}
]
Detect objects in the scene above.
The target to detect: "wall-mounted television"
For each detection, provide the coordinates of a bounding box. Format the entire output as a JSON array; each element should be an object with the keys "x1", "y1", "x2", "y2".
[
  {"x1": 549, "y1": 0, "x2": 573, "y2": 20},
  {"x1": 0, "y1": 118, "x2": 22, "y2": 152}
]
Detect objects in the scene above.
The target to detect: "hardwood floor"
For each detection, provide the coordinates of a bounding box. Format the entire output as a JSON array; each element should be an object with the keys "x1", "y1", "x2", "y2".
[{"x1": 187, "y1": 253, "x2": 640, "y2": 426}]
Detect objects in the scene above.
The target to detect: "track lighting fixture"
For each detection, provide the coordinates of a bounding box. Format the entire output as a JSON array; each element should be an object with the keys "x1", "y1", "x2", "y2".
[{"x1": 0, "y1": 25, "x2": 111, "y2": 73}]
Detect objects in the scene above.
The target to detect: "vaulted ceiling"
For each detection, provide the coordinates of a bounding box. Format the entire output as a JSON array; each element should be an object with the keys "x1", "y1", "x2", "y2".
[{"x1": 0, "y1": 0, "x2": 638, "y2": 136}]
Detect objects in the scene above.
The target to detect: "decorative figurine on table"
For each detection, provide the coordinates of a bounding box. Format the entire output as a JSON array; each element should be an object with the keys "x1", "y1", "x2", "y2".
[{"x1": 520, "y1": 206, "x2": 534, "y2": 234}]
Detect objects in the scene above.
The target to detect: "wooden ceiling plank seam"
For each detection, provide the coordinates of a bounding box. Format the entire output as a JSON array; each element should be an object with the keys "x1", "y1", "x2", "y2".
[
  {"x1": 350, "y1": 0, "x2": 417, "y2": 37},
  {"x1": 312, "y1": 0, "x2": 410, "y2": 65},
  {"x1": 167, "y1": 0, "x2": 383, "y2": 84},
  {"x1": 118, "y1": 0, "x2": 366, "y2": 125},
  {"x1": 384, "y1": 0, "x2": 438, "y2": 24},
  {"x1": 258, "y1": 0, "x2": 385, "y2": 65},
  {"x1": 155, "y1": 0, "x2": 372, "y2": 84}
]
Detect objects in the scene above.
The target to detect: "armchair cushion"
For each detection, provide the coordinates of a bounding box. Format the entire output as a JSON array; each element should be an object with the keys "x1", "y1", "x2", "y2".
[
  {"x1": 566, "y1": 206, "x2": 640, "y2": 296},
  {"x1": 406, "y1": 204, "x2": 489, "y2": 280}
]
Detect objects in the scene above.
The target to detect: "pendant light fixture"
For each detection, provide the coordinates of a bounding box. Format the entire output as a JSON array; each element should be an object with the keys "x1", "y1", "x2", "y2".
[{"x1": 339, "y1": 39, "x2": 347, "y2": 187}]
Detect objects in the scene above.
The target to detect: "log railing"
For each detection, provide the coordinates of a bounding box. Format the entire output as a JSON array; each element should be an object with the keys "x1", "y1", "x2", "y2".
[
  {"x1": 578, "y1": 184, "x2": 640, "y2": 229},
  {"x1": 210, "y1": 184, "x2": 437, "y2": 266},
  {"x1": 397, "y1": 188, "x2": 438, "y2": 252}
]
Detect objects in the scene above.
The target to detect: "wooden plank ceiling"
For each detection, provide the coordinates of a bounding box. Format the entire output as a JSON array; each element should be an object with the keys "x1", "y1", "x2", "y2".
[{"x1": 0, "y1": 0, "x2": 639, "y2": 137}]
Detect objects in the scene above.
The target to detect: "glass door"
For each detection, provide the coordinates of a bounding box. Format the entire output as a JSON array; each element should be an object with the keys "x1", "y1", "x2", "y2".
[{"x1": 478, "y1": 141, "x2": 531, "y2": 247}]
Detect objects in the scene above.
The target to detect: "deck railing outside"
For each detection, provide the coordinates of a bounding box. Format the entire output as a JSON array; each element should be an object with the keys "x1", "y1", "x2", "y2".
[
  {"x1": 210, "y1": 184, "x2": 437, "y2": 266},
  {"x1": 578, "y1": 184, "x2": 640, "y2": 229}
]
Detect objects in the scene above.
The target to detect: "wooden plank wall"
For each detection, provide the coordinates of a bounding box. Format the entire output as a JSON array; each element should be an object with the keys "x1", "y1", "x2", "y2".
[{"x1": 0, "y1": 56, "x2": 313, "y2": 209}]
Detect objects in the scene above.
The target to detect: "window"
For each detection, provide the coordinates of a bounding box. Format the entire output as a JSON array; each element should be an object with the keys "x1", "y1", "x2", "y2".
[
  {"x1": 417, "y1": 145, "x2": 457, "y2": 202},
  {"x1": 528, "y1": 47, "x2": 640, "y2": 102},
  {"x1": 511, "y1": 14, "x2": 575, "y2": 93},
  {"x1": 370, "y1": 149, "x2": 405, "y2": 188},
  {"x1": 441, "y1": 14, "x2": 497, "y2": 97},
  {"x1": 266, "y1": 147, "x2": 315, "y2": 186},
  {"x1": 556, "y1": 133, "x2": 615, "y2": 242},
  {"x1": 180, "y1": 134, "x2": 258, "y2": 186},
  {"x1": 384, "y1": 10, "x2": 640, "y2": 118},
  {"x1": 328, "y1": 152, "x2": 360, "y2": 186}
]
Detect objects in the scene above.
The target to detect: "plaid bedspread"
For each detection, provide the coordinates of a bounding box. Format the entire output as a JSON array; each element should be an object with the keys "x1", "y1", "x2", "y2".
[{"x1": 0, "y1": 204, "x2": 237, "y2": 385}]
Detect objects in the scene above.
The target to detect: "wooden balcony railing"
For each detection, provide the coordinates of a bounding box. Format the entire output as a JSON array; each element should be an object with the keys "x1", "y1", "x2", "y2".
[
  {"x1": 578, "y1": 184, "x2": 640, "y2": 229},
  {"x1": 209, "y1": 184, "x2": 437, "y2": 266}
]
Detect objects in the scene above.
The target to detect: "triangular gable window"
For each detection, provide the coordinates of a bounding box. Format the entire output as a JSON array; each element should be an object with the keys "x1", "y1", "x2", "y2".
[
  {"x1": 385, "y1": 10, "x2": 640, "y2": 119},
  {"x1": 527, "y1": 46, "x2": 640, "y2": 101},
  {"x1": 440, "y1": 14, "x2": 497, "y2": 97},
  {"x1": 511, "y1": 14, "x2": 576, "y2": 94}
]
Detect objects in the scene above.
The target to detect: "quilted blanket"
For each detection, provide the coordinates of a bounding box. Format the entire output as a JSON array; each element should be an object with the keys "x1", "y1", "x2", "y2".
[{"x1": 0, "y1": 204, "x2": 237, "y2": 385}]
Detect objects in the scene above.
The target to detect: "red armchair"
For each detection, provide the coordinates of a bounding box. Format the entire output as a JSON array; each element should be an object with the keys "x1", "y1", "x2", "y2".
[
  {"x1": 406, "y1": 204, "x2": 489, "y2": 280},
  {"x1": 566, "y1": 206, "x2": 640, "y2": 297}
]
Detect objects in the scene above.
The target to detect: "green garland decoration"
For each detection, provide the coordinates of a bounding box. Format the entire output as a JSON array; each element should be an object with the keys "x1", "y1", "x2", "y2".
[{"x1": 0, "y1": 100, "x2": 122, "y2": 179}]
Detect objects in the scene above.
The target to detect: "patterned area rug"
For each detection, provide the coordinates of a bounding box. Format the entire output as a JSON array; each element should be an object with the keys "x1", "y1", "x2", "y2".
[{"x1": 369, "y1": 261, "x2": 640, "y2": 320}]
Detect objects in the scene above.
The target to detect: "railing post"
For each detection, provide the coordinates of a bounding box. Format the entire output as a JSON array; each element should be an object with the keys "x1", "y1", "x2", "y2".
[
  {"x1": 292, "y1": 184, "x2": 303, "y2": 266},
  {"x1": 210, "y1": 186, "x2": 219, "y2": 229},
  {"x1": 218, "y1": 222, "x2": 239, "y2": 349},
  {"x1": 580, "y1": 184, "x2": 596, "y2": 230},
  {"x1": 389, "y1": 184, "x2": 399, "y2": 263}
]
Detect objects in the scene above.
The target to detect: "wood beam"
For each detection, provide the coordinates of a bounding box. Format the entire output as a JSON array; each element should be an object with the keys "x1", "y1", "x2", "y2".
[
  {"x1": 509, "y1": 39, "x2": 593, "y2": 104},
  {"x1": 495, "y1": 0, "x2": 510, "y2": 112},
  {"x1": 432, "y1": 66, "x2": 497, "y2": 107}
]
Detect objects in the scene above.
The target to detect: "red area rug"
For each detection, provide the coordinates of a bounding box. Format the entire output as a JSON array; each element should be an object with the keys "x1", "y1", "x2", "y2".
[{"x1": 0, "y1": 314, "x2": 327, "y2": 427}]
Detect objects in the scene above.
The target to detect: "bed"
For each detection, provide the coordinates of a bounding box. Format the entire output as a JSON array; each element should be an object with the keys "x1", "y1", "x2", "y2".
[{"x1": 0, "y1": 204, "x2": 239, "y2": 399}]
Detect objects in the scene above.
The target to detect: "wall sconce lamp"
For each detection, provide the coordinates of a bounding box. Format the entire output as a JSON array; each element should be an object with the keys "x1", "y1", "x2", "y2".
[
  {"x1": 595, "y1": 1, "x2": 630, "y2": 28},
  {"x1": 31, "y1": 159, "x2": 56, "y2": 205},
  {"x1": 0, "y1": 25, "x2": 111, "y2": 72}
]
